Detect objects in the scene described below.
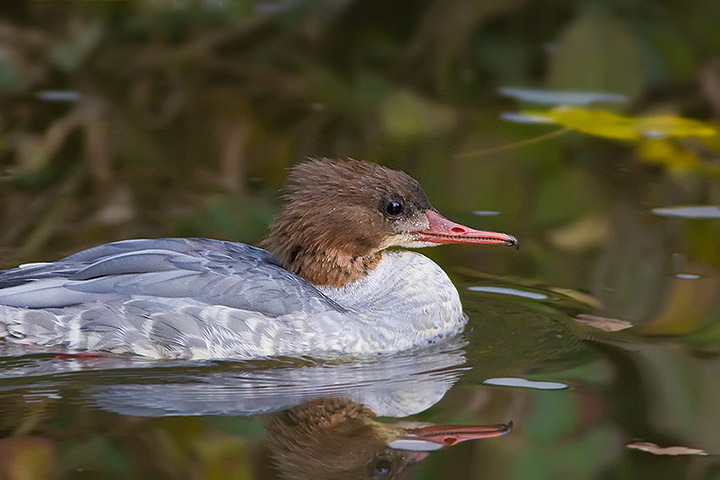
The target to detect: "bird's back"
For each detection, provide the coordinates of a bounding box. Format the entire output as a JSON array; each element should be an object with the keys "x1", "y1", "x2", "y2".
[{"x1": 0, "y1": 239, "x2": 352, "y2": 359}]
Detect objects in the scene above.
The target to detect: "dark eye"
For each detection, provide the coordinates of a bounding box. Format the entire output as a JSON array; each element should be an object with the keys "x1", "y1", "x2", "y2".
[
  {"x1": 384, "y1": 200, "x2": 404, "y2": 217},
  {"x1": 374, "y1": 458, "x2": 392, "y2": 476}
]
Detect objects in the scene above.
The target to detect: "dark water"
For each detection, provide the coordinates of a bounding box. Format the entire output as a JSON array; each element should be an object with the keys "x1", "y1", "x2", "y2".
[
  {"x1": 1, "y1": 1, "x2": 720, "y2": 478},
  {"x1": 0, "y1": 259, "x2": 717, "y2": 479}
]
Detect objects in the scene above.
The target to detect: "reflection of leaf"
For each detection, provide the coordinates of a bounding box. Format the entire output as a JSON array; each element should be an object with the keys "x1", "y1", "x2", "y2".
[
  {"x1": 508, "y1": 106, "x2": 718, "y2": 140},
  {"x1": 574, "y1": 314, "x2": 633, "y2": 332},
  {"x1": 627, "y1": 441, "x2": 709, "y2": 456}
]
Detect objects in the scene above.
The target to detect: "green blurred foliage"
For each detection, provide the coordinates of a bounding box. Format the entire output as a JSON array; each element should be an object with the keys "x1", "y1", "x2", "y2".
[{"x1": 0, "y1": 0, "x2": 718, "y2": 264}]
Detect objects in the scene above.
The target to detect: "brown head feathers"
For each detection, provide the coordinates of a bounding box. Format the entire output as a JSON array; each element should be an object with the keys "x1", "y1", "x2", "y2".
[{"x1": 261, "y1": 158, "x2": 434, "y2": 287}]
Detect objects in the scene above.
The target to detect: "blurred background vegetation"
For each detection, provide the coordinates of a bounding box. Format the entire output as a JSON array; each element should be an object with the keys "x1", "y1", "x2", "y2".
[
  {"x1": 0, "y1": 0, "x2": 719, "y2": 479},
  {"x1": 1, "y1": 0, "x2": 718, "y2": 261}
]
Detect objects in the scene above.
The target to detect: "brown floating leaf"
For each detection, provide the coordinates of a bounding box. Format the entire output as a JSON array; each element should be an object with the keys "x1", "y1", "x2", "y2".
[
  {"x1": 574, "y1": 314, "x2": 633, "y2": 332},
  {"x1": 627, "y1": 441, "x2": 709, "y2": 456}
]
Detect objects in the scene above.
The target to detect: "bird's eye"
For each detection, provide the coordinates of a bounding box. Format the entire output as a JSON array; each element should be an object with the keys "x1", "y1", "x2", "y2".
[
  {"x1": 384, "y1": 200, "x2": 404, "y2": 217},
  {"x1": 374, "y1": 458, "x2": 392, "y2": 476}
]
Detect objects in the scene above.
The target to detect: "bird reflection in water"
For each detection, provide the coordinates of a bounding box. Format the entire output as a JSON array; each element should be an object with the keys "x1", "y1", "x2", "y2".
[
  {"x1": 0, "y1": 338, "x2": 514, "y2": 478},
  {"x1": 263, "y1": 397, "x2": 511, "y2": 480}
]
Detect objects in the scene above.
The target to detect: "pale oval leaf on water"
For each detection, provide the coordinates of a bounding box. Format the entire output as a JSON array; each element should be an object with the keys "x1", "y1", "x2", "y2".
[
  {"x1": 675, "y1": 273, "x2": 701, "y2": 280},
  {"x1": 499, "y1": 87, "x2": 627, "y2": 105},
  {"x1": 627, "y1": 442, "x2": 709, "y2": 456},
  {"x1": 651, "y1": 205, "x2": 720, "y2": 219},
  {"x1": 500, "y1": 112, "x2": 556, "y2": 124},
  {"x1": 482, "y1": 377, "x2": 568, "y2": 390},
  {"x1": 35, "y1": 90, "x2": 82, "y2": 102},
  {"x1": 468, "y1": 286, "x2": 548, "y2": 300}
]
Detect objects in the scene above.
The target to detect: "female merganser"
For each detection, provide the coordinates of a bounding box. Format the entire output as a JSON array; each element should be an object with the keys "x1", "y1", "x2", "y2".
[{"x1": 0, "y1": 159, "x2": 517, "y2": 359}]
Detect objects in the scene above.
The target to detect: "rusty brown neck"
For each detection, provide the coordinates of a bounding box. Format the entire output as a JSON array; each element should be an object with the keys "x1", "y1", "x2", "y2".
[{"x1": 261, "y1": 232, "x2": 381, "y2": 287}]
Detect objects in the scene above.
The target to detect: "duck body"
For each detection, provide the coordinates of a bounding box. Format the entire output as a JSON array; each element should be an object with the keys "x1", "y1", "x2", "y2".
[
  {"x1": 0, "y1": 239, "x2": 463, "y2": 359},
  {"x1": 0, "y1": 159, "x2": 516, "y2": 359}
]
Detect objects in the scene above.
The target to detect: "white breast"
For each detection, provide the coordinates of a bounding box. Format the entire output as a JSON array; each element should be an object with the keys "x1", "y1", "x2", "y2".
[{"x1": 317, "y1": 250, "x2": 466, "y2": 348}]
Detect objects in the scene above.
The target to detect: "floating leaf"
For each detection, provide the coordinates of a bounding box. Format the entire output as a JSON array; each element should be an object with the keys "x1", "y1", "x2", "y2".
[
  {"x1": 627, "y1": 441, "x2": 709, "y2": 456},
  {"x1": 507, "y1": 106, "x2": 718, "y2": 140},
  {"x1": 637, "y1": 139, "x2": 717, "y2": 174},
  {"x1": 574, "y1": 314, "x2": 633, "y2": 332}
]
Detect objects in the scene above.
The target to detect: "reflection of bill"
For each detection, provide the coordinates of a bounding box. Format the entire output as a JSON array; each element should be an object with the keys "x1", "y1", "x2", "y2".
[{"x1": 263, "y1": 397, "x2": 511, "y2": 480}]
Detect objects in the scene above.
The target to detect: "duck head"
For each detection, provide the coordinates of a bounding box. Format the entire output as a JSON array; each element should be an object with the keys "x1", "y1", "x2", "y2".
[{"x1": 261, "y1": 158, "x2": 517, "y2": 287}]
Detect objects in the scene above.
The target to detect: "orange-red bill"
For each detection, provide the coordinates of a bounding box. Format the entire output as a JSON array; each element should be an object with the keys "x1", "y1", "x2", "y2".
[
  {"x1": 388, "y1": 422, "x2": 513, "y2": 452},
  {"x1": 416, "y1": 210, "x2": 518, "y2": 248}
]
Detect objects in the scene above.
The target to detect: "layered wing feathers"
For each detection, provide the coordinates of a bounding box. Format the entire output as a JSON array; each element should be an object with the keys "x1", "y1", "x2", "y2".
[{"x1": 0, "y1": 239, "x2": 351, "y2": 358}]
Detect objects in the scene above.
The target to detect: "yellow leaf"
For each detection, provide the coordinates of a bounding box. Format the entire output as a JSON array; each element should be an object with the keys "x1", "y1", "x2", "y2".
[
  {"x1": 637, "y1": 139, "x2": 707, "y2": 173},
  {"x1": 516, "y1": 106, "x2": 718, "y2": 141}
]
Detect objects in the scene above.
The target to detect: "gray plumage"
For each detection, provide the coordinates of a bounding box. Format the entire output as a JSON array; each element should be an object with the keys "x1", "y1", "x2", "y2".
[{"x1": 0, "y1": 239, "x2": 466, "y2": 359}]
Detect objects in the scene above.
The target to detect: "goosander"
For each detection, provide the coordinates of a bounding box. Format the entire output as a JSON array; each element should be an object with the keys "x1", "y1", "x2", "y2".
[{"x1": 0, "y1": 159, "x2": 517, "y2": 359}]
